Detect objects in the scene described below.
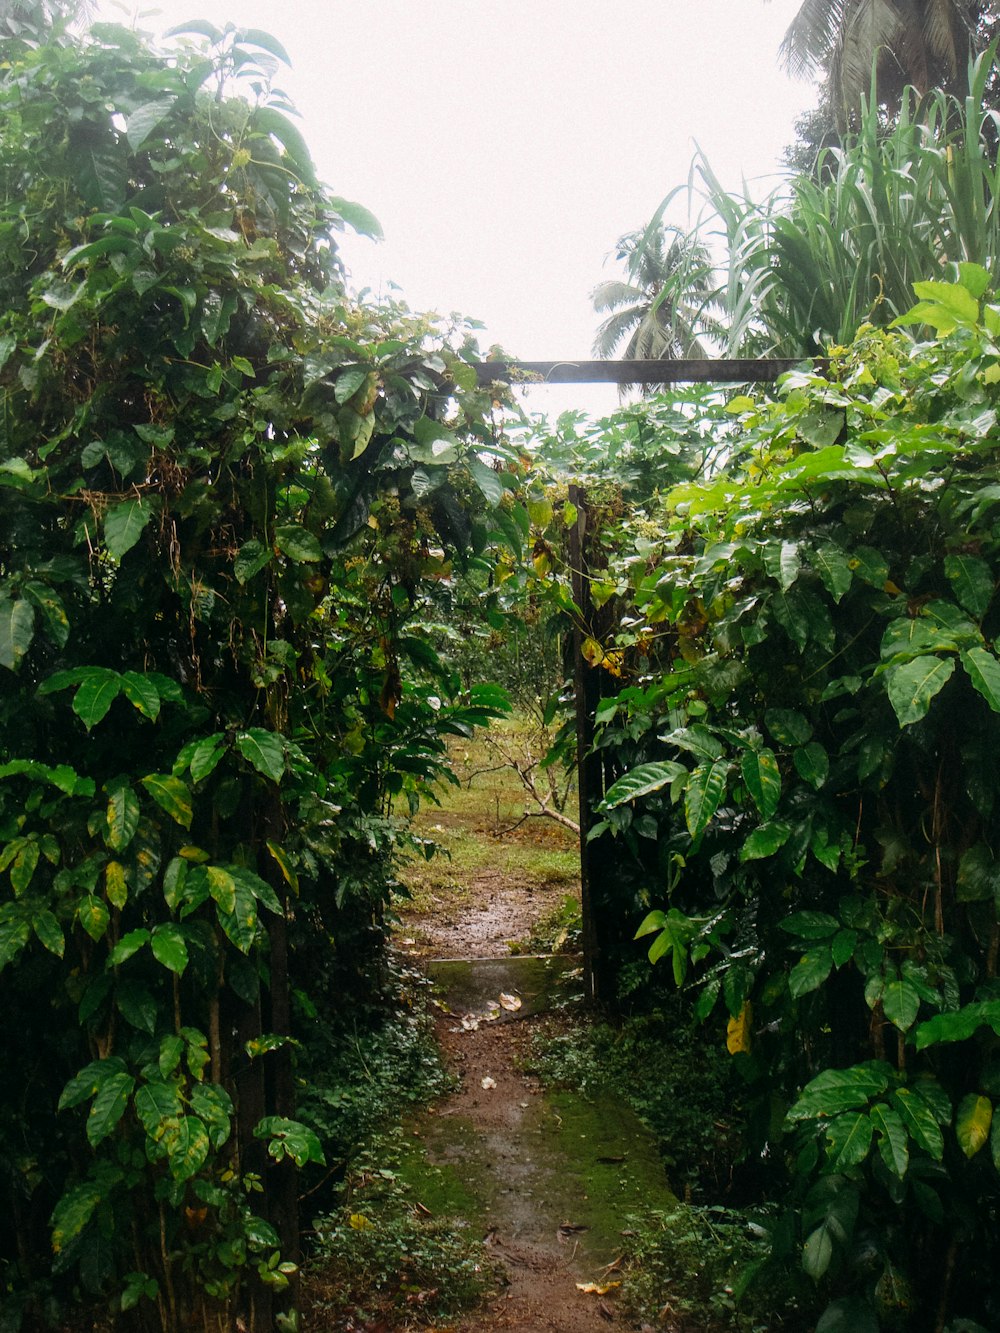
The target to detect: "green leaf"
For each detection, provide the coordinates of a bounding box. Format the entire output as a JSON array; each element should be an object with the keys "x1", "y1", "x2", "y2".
[
  {"x1": 789, "y1": 946, "x2": 833, "y2": 998},
  {"x1": 802, "y1": 1223, "x2": 833, "y2": 1279},
  {"x1": 218, "y1": 878, "x2": 258, "y2": 953},
  {"x1": 824, "y1": 1111, "x2": 873, "y2": 1170},
  {"x1": 956, "y1": 1093, "x2": 992, "y2": 1158},
  {"x1": 764, "y1": 709, "x2": 812, "y2": 746},
  {"x1": 120, "y1": 672, "x2": 161, "y2": 721},
  {"x1": 10, "y1": 841, "x2": 39, "y2": 895},
  {"x1": 870, "y1": 1103, "x2": 909, "y2": 1177},
  {"x1": 51, "y1": 1181, "x2": 105, "y2": 1253},
  {"x1": 189, "y1": 1082, "x2": 233, "y2": 1149},
  {"x1": 254, "y1": 1115, "x2": 325, "y2": 1166},
  {"x1": 109, "y1": 928, "x2": 150, "y2": 965},
  {"x1": 274, "y1": 524, "x2": 322, "y2": 564},
  {"x1": 72, "y1": 668, "x2": 121, "y2": 730},
  {"x1": 794, "y1": 742, "x2": 829, "y2": 789},
  {"x1": 328, "y1": 195, "x2": 383, "y2": 239},
  {"x1": 134, "y1": 1078, "x2": 182, "y2": 1137},
  {"x1": 0, "y1": 598, "x2": 35, "y2": 670},
  {"x1": 334, "y1": 367, "x2": 369, "y2": 404},
  {"x1": 105, "y1": 860, "x2": 128, "y2": 910},
  {"x1": 141, "y1": 775, "x2": 193, "y2": 829},
  {"x1": 206, "y1": 866, "x2": 237, "y2": 914},
  {"x1": 33, "y1": 909, "x2": 64, "y2": 957},
  {"x1": 266, "y1": 840, "x2": 299, "y2": 896},
  {"x1": 601, "y1": 761, "x2": 686, "y2": 809},
  {"x1": 189, "y1": 735, "x2": 226, "y2": 784},
  {"x1": 106, "y1": 783, "x2": 140, "y2": 852},
  {"x1": 78, "y1": 896, "x2": 110, "y2": 942},
  {"x1": 125, "y1": 99, "x2": 174, "y2": 151},
  {"x1": 163, "y1": 1115, "x2": 211, "y2": 1181},
  {"x1": 252, "y1": 106, "x2": 318, "y2": 186},
  {"x1": 787, "y1": 1063, "x2": 890, "y2": 1121},
  {"x1": 944, "y1": 554, "x2": 994, "y2": 619},
  {"x1": 234, "y1": 540, "x2": 271, "y2": 584},
  {"x1": 882, "y1": 979, "x2": 920, "y2": 1031},
  {"x1": 885, "y1": 655, "x2": 955, "y2": 727},
  {"x1": 810, "y1": 543, "x2": 852, "y2": 602},
  {"x1": 684, "y1": 759, "x2": 730, "y2": 841},
  {"x1": 957, "y1": 844, "x2": 1000, "y2": 902},
  {"x1": 236, "y1": 730, "x2": 285, "y2": 782},
  {"x1": 893, "y1": 1087, "x2": 944, "y2": 1159},
  {"x1": 915, "y1": 1000, "x2": 1000, "y2": 1049},
  {"x1": 961, "y1": 647, "x2": 1000, "y2": 713},
  {"x1": 740, "y1": 748, "x2": 781, "y2": 819},
  {"x1": 739, "y1": 821, "x2": 791, "y2": 861},
  {"x1": 86, "y1": 1070, "x2": 135, "y2": 1146},
  {"x1": 104, "y1": 498, "x2": 156, "y2": 561},
  {"x1": 779, "y1": 911, "x2": 839, "y2": 940},
  {"x1": 468, "y1": 456, "x2": 504, "y2": 506},
  {"x1": 150, "y1": 924, "x2": 189, "y2": 975}
]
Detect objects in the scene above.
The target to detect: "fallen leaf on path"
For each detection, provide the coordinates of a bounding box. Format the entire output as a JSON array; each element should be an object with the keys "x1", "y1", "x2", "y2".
[
  {"x1": 576, "y1": 1281, "x2": 621, "y2": 1295},
  {"x1": 559, "y1": 1223, "x2": 589, "y2": 1234},
  {"x1": 499, "y1": 992, "x2": 522, "y2": 1011},
  {"x1": 481, "y1": 1076, "x2": 497, "y2": 1090},
  {"x1": 459, "y1": 1015, "x2": 480, "y2": 1031}
]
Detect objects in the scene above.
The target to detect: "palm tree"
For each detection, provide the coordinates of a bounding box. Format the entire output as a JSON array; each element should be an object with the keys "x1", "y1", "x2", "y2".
[
  {"x1": 591, "y1": 226, "x2": 716, "y2": 384},
  {"x1": 776, "y1": 0, "x2": 994, "y2": 125}
]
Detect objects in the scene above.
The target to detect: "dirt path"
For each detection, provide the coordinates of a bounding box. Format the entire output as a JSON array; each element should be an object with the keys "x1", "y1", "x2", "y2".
[{"x1": 396, "y1": 887, "x2": 672, "y2": 1332}]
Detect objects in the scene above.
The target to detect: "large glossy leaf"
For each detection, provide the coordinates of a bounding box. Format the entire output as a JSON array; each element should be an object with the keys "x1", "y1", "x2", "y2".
[
  {"x1": 893, "y1": 1088, "x2": 944, "y2": 1159},
  {"x1": 882, "y1": 979, "x2": 920, "y2": 1031},
  {"x1": 106, "y1": 783, "x2": 140, "y2": 852},
  {"x1": 218, "y1": 879, "x2": 258, "y2": 954},
  {"x1": 944, "y1": 554, "x2": 994, "y2": 618},
  {"x1": 789, "y1": 946, "x2": 833, "y2": 998},
  {"x1": 120, "y1": 672, "x2": 161, "y2": 721},
  {"x1": 164, "y1": 1114, "x2": 211, "y2": 1181},
  {"x1": 104, "y1": 498, "x2": 155, "y2": 561},
  {"x1": 274, "y1": 524, "x2": 322, "y2": 564},
  {"x1": 794, "y1": 741, "x2": 829, "y2": 789},
  {"x1": 684, "y1": 759, "x2": 730, "y2": 840},
  {"x1": 780, "y1": 911, "x2": 840, "y2": 940},
  {"x1": 0, "y1": 598, "x2": 35, "y2": 669},
  {"x1": 236, "y1": 729, "x2": 285, "y2": 782},
  {"x1": 787, "y1": 1063, "x2": 890, "y2": 1121},
  {"x1": 915, "y1": 1000, "x2": 1000, "y2": 1050},
  {"x1": 150, "y1": 924, "x2": 189, "y2": 975},
  {"x1": 141, "y1": 775, "x2": 193, "y2": 829},
  {"x1": 72, "y1": 668, "x2": 121, "y2": 730},
  {"x1": 810, "y1": 543, "x2": 852, "y2": 602},
  {"x1": 802, "y1": 1224, "x2": 834, "y2": 1279},
  {"x1": 885, "y1": 655, "x2": 955, "y2": 727},
  {"x1": 824, "y1": 1111, "x2": 873, "y2": 1170},
  {"x1": 602, "y1": 761, "x2": 686, "y2": 809},
  {"x1": 86, "y1": 1071, "x2": 135, "y2": 1146},
  {"x1": 870, "y1": 1103, "x2": 909, "y2": 1177},
  {"x1": 125, "y1": 99, "x2": 175, "y2": 152},
  {"x1": 956, "y1": 1093, "x2": 993, "y2": 1158},
  {"x1": 962, "y1": 647, "x2": 1000, "y2": 713},
  {"x1": 740, "y1": 747, "x2": 781, "y2": 818}
]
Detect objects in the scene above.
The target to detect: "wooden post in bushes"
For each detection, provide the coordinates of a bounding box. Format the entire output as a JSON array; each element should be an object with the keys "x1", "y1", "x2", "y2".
[{"x1": 568, "y1": 484, "x2": 615, "y2": 1002}]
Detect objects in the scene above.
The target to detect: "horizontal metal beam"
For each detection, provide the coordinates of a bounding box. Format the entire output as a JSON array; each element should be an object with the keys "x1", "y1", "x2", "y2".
[{"x1": 472, "y1": 357, "x2": 815, "y2": 386}]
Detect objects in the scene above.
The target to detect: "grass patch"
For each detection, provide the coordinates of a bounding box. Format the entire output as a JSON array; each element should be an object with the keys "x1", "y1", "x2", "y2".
[
  {"x1": 304, "y1": 1128, "x2": 502, "y2": 1330},
  {"x1": 396, "y1": 721, "x2": 579, "y2": 910}
]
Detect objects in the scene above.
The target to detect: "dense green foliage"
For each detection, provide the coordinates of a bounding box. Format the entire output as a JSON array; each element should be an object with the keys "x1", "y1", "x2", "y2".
[
  {"x1": 626, "y1": 49, "x2": 1000, "y2": 361},
  {"x1": 537, "y1": 274, "x2": 1000, "y2": 1328},
  {"x1": 0, "y1": 11, "x2": 519, "y2": 1330}
]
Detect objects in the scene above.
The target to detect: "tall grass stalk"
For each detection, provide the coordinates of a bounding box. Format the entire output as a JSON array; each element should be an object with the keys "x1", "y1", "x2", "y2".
[{"x1": 648, "y1": 44, "x2": 1000, "y2": 356}]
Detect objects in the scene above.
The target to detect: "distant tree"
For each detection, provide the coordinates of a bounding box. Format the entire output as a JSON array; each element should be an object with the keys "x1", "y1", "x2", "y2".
[
  {"x1": 591, "y1": 226, "x2": 715, "y2": 389},
  {"x1": 777, "y1": 0, "x2": 995, "y2": 125}
]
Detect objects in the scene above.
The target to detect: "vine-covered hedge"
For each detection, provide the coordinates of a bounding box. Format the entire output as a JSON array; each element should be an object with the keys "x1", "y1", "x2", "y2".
[
  {"x1": 0, "y1": 12, "x2": 518, "y2": 1330},
  {"x1": 532, "y1": 277, "x2": 1000, "y2": 1330}
]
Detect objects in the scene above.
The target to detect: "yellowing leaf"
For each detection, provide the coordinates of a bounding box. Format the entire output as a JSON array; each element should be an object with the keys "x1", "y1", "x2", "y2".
[
  {"x1": 575, "y1": 1281, "x2": 621, "y2": 1295},
  {"x1": 727, "y1": 1001, "x2": 753, "y2": 1055},
  {"x1": 581, "y1": 636, "x2": 604, "y2": 667},
  {"x1": 348, "y1": 1213, "x2": 373, "y2": 1231}
]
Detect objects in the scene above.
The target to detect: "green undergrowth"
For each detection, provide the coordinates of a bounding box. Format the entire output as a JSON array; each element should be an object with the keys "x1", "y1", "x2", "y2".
[
  {"x1": 299, "y1": 962, "x2": 501, "y2": 1329},
  {"x1": 303, "y1": 1129, "x2": 502, "y2": 1330},
  {"x1": 530, "y1": 1003, "x2": 810, "y2": 1328},
  {"x1": 533, "y1": 1003, "x2": 743, "y2": 1198},
  {"x1": 513, "y1": 891, "x2": 583, "y2": 954}
]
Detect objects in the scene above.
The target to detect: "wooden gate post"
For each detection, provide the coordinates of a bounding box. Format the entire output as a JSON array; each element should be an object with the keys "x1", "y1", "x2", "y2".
[{"x1": 568, "y1": 484, "x2": 615, "y2": 1003}]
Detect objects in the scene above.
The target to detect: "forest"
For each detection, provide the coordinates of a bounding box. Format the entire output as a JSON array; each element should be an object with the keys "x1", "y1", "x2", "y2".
[{"x1": 4, "y1": 1, "x2": 1000, "y2": 1331}]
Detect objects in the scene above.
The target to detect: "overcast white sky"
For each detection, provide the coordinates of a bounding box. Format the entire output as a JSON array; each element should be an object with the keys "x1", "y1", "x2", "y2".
[{"x1": 98, "y1": 1, "x2": 818, "y2": 414}]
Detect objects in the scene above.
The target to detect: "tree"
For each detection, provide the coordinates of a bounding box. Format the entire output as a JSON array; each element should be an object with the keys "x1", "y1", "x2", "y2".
[
  {"x1": 591, "y1": 226, "x2": 716, "y2": 387},
  {"x1": 776, "y1": 0, "x2": 994, "y2": 126},
  {"x1": 0, "y1": 11, "x2": 510, "y2": 1331}
]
